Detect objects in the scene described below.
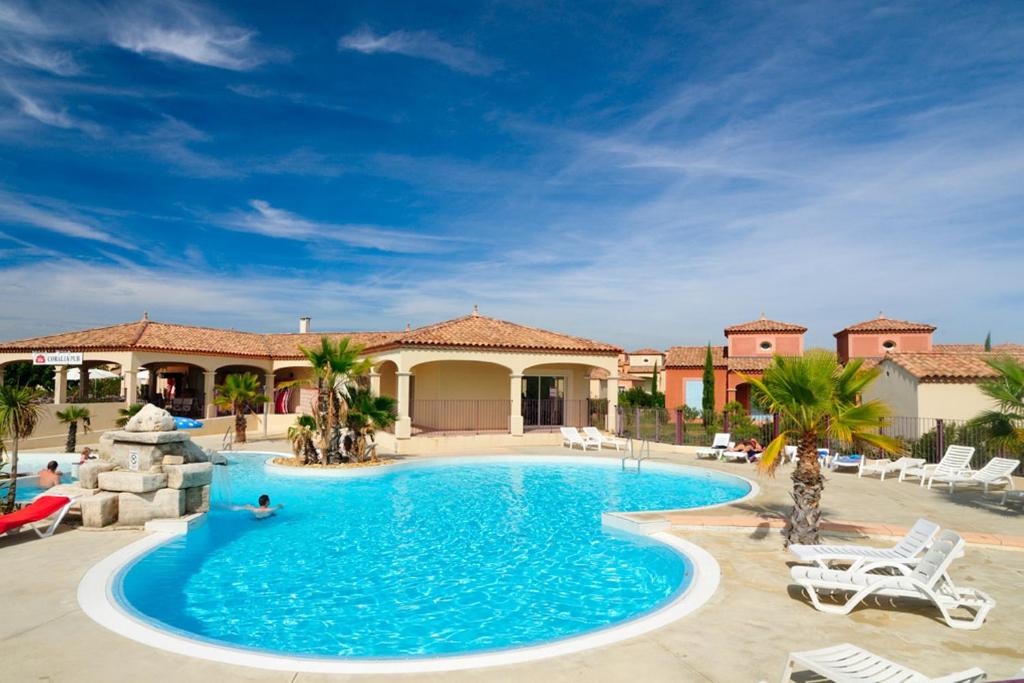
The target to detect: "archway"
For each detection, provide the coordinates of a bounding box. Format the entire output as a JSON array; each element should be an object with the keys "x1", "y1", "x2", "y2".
[
  {"x1": 212, "y1": 364, "x2": 270, "y2": 418},
  {"x1": 407, "y1": 360, "x2": 514, "y2": 434},
  {"x1": 142, "y1": 362, "x2": 209, "y2": 417},
  {"x1": 521, "y1": 362, "x2": 606, "y2": 430},
  {"x1": 272, "y1": 365, "x2": 316, "y2": 414}
]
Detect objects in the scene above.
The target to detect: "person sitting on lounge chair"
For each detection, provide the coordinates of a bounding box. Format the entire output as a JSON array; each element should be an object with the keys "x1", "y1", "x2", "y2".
[
  {"x1": 37, "y1": 460, "x2": 62, "y2": 489},
  {"x1": 724, "y1": 439, "x2": 764, "y2": 461},
  {"x1": 78, "y1": 447, "x2": 96, "y2": 464}
]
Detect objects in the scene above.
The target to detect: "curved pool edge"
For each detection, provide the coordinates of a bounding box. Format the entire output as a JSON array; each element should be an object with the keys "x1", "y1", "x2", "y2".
[
  {"x1": 257, "y1": 452, "x2": 762, "y2": 512},
  {"x1": 78, "y1": 528, "x2": 720, "y2": 674}
]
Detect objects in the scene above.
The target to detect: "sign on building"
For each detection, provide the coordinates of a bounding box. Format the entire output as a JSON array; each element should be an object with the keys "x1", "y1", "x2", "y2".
[{"x1": 32, "y1": 352, "x2": 83, "y2": 366}]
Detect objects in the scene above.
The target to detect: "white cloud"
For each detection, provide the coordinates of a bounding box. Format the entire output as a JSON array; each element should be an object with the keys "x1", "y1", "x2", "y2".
[
  {"x1": 3, "y1": 83, "x2": 103, "y2": 135},
  {"x1": 219, "y1": 200, "x2": 457, "y2": 254},
  {"x1": 112, "y1": 23, "x2": 260, "y2": 71},
  {"x1": 339, "y1": 29, "x2": 499, "y2": 75},
  {"x1": 0, "y1": 41, "x2": 81, "y2": 76},
  {"x1": 0, "y1": 192, "x2": 122, "y2": 245}
]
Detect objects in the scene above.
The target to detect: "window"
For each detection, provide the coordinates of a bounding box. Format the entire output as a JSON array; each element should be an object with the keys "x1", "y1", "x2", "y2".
[
  {"x1": 685, "y1": 380, "x2": 703, "y2": 410},
  {"x1": 759, "y1": 340, "x2": 773, "y2": 350},
  {"x1": 882, "y1": 340, "x2": 897, "y2": 350}
]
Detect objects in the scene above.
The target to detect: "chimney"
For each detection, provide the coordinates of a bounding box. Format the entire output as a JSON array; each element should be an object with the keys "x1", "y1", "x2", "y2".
[
  {"x1": 299, "y1": 317, "x2": 311, "y2": 333},
  {"x1": 472, "y1": 304, "x2": 480, "y2": 317}
]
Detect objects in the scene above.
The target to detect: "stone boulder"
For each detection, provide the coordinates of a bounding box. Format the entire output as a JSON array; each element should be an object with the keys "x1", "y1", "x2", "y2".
[
  {"x1": 78, "y1": 461, "x2": 116, "y2": 489},
  {"x1": 164, "y1": 462, "x2": 213, "y2": 490},
  {"x1": 118, "y1": 489, "x2": 185, "y2": 525},
  {"x1": 125, "y1": 404, "x2": 176, "y2": 433},
  {"x1": 163, "y1": 437, "x2": 212, "y2": 464},
  {"x1": 185, "y1": 485, "x2": 210, "y2": 514},
  {"x1": 97, "y1": 470, "x2": 168, "y2": 493},
  {"x1": 81, "y1": 492, "x2": 118, "y2": 528}
]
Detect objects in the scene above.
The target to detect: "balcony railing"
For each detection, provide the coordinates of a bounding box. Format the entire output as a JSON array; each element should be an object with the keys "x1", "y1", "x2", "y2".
[{"x1": 411, "y1": 399, "x2": 511, "y2": 435}]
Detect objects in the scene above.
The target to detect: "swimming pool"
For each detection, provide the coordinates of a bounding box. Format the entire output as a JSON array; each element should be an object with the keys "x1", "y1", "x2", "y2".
[{"x1": 94, "y1": 454, "x2": 752, "y2": 671}]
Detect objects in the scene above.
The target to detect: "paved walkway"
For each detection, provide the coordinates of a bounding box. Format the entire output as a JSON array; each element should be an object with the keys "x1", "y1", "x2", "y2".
[{"x1": 2, "y1": 443, "x2": 1022, "y2": 682}]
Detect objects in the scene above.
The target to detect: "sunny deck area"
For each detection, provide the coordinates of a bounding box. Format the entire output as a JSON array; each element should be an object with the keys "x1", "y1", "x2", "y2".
[{"x1": 3, "y1": 442, "x2": 1021, "y2": 683}]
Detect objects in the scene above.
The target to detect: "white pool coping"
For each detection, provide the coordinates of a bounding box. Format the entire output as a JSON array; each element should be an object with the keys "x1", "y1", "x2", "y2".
[{"x1": 78, "y1": 453, "x2": 749, "y2": 674}]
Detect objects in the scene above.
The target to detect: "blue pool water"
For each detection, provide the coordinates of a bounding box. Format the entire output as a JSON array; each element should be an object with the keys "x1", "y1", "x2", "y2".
[{"x1": 117, "y1": 455, "x2": 749, "y2": 659}]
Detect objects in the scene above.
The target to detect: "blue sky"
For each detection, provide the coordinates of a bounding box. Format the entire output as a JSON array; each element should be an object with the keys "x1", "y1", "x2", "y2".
[{"x1": 1, "y1": 0, "x2": 1022, "y2": 349}]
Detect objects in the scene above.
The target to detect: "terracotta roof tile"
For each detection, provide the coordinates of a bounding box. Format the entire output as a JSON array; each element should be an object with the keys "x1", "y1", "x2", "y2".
[
  {"x1": 629, "y1": 348, "x2": 663, "y2": 355},
  {"x1": 933, "y1": 343, "x2": 1024, "y2": 354},
  {"x1": 381, "y1": 314, "x2": 620, "y2": 354},
  {"x1": 726, "y1": 356, "x2": 779, "y2": 372},
  {"x1": 884, "y1": 351, "x2": 1024, "y2": 383},
  {"x1": 836, "y1": 315, "x2": 935, "y2": 335},
  {"x1": 665, "y1": 345, "x2": 726, "y2": 368},
  {"x1": 0, "y1": 315, "x2": 618, "y2": 359},
  {"x1": 724, "y1": 317, "x2": 806, "y2": 334}
]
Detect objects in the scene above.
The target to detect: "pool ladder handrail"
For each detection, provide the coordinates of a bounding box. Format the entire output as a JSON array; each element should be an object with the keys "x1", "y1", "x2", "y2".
[
  {"x1": 621, "y1": 438, "x2": 651, "y2": 472},
  {"x1": 221, "y1": 427, "x2": 234, "y2": 452}
]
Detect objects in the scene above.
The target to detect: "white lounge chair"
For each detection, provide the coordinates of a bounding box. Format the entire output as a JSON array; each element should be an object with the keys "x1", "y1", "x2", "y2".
[
  {"x1": 902, "y1": 445, "x2": 975, "y2": 486},
  {"x1": 928, "y1": 457, "x2": 1019, "y2": 493},
  {"x1": 581, "y1": 427, "x2": 626, "y2": 451},
  {"x1": 720, "y1": 446, "x2": 754, "y2": 463},
  {"x1": 780, "y1": 643, "x2": 986, "y2": 683},
  {"x1": 858, "y1": 456, "x2": 927, "y2": 481},
  {"x1": 791, "y1": 530, "x2": 995, "y2": 630},
  {"x1": 695, "y1": 432, "x2": 731, "y2": 459},
  {"x1": 560, "y1": 427, "x2": 598, "y2": 451},
  {"x1": 784, "y1": 445, "x2": 798, "y2": 462},
  {"x1": 1001, "y1": 490, "x2": 1024, "y2": 508},
  {"x1": 789, "y1": 518, "x2": 939, "y2": 572}
]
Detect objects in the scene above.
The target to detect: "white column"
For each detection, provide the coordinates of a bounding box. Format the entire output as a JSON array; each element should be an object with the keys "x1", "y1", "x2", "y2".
[
  {"x1": 395, "y1": 371, "x2": 412, "y2": 439},
  {"x1": 53, "y1": 365, "x2": 67, "y2": 404},
  {"x1": 204, "y1": 371, "x2": 217, "y2": 418},
  {"x1": 123, "y1": 367, "x2": 138, "y2": 407},
  {"x1": 510, "y1": 374, "x2": 524, "y2": 436},
  {"x1": 606, "y1": 375, "x2": 619, "y2": 432},
  {"x1": 369, "y1": 369, "x2": 381, "y2": 397}
]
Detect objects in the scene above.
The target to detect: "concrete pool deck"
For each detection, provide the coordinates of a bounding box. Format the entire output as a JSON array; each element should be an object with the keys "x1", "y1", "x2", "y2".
[{"x1": 3, "y1": 441, "x2": 1022, "y2": 681}]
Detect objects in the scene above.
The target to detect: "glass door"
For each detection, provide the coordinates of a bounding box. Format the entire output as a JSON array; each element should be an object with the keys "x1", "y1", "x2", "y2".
[{"x1": 522, "y1": 376, "x2": 565, "y2": 426}]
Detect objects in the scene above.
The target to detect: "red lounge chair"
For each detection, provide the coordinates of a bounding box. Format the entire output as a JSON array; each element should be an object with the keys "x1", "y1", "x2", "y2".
[{"x1": 0, "y1": 495, "x2": 75, "y2": 539}]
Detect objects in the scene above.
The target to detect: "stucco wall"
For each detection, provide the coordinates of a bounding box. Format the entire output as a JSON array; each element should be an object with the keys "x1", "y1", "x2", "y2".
[
  {"x1": 846, "y1": 332, "x2": 932, "y2": 359},
  {"x1": 918, "y1": 383, "x2": 996, "y2": 421},
  {"x1": 863, "y1": 361, "x2": 920, "y2": 418},
  {"x1": 411, "y1": 361, "x2": 509, "y2": 400},
  {"x1": 728, "y1": 333, "x2": 802, "y2": 357},
  {"x1": 664, "y1": 367, "x2": 728, "y2": 412}
]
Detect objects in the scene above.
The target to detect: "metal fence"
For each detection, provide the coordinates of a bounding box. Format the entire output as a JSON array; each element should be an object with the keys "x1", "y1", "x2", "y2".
[
  {"x1": 411, "y1": 399, "x2": 511, "y2": 434},
  {"x1": 616, "y1": 407, "x2": 1021, "y2": 467}
]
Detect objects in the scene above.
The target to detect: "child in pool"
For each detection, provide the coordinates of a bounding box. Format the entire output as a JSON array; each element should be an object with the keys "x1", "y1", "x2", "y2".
[{"x1": 233, "y1": 494, "x2": 284, "y2": 519}]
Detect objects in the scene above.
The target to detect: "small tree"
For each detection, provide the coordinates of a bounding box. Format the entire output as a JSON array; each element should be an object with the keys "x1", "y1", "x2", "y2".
[
  {"x1": 288, "y1": 414, "x2": 319, "y2": 464},
  {"x1": 214, "y1": 373, "x2": 267, "y2": 444},
  {"x1": 740, "y1": 351, "x2": 900, "y2": 546},
  {"x1": 984, "y1": 331, "x2": 992, "y2": 352},
  {"x1": 649, "y1": 361, "x2": 659, "y2": 394},
  {"x1": 344, "y1": 386, "x2": 397, "y2": 462},
  {"x1": 300, "y1": 337, "x2": 371, "y2": 464},
  {"x1": 968, "y1": 355, "x2": 1024, "y2": 457},
  {"x1": 702, "y1": 344, "x2": 715, "y2": 426},
  {"x1": 56, "y1": 405, "x2": 91, "y2": 453},
  {"x1": 0, "y1": 385, "x2": 45, "y2": 513},
  {"x1": 116, "y1": 403, "x2": 144, "y2": 427}
]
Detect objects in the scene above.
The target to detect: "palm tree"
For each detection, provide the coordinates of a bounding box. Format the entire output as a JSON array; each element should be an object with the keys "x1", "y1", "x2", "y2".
[
  {"x1": 344, "y1": 385, "x2": 397, "y2": 462},
  {"x1": 968, "y1": 356, "x2": 1024, "y2": 455},
  {"x1": 739, "y1": 351, "x2": 900, "y2": 546},
  {"x1": 56, "y1": 405, "x2": 91, "y2": 453},
  {"x1": 214, "y1": 373, "x2": 267, "y2": 444},
  {"x1": 299, "y1": 337, "x2": 371, "y2": 463},
  {"x1": 0, "y1": 385, "x2": 45, "y2": 513},
  {"x1": 116, "y1": 403, "x2": 144, "y2": 428},
  {"x1": 288, "y1": 414, "x2": 319, "y2": 464}
]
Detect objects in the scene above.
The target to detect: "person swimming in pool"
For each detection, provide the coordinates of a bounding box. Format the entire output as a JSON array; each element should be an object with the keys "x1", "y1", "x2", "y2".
[{"x1": 232, "y1": 494, "x2": 283, "y2": 519}]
